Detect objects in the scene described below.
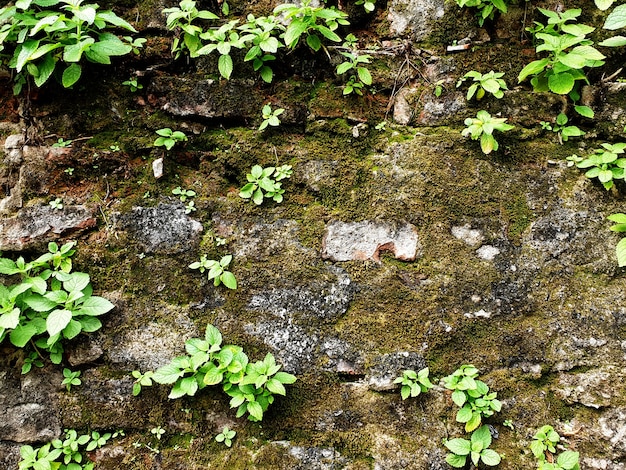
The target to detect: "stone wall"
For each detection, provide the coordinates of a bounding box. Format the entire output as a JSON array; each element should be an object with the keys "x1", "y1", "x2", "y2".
[{"x1": 2, "y1": 0, "x2": 626, "y2": 468}]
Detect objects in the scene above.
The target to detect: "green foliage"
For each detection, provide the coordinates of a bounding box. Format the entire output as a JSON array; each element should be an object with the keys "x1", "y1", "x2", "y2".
[
  {"x1": 568, "y1": 142, "x2": 626, "y2": 190},
  {"x1": 197, "y1": 20, "x2": 248, "y2": 79},
  {"x1": 131, "y1": 370, "x2": 154, "y2": 396},
  {"x1": 541, "y1": 113, "x2": 585, "y2": 144},
  {"x1": 596, "y1": 0, "x2": 616, "y2": 11},
  {"x1": 518, "y1": 8, "x2": 605, "y2": 97},
  {"x1": 153, "y1": 128, "x2": 187, "y2": 151},
  {"x1": 455, "y1": 0, "x2": 508, "y2": 27},
  {"x1": 122, "y1": 77, "x2": 142, "y2": 92},
  {"x1": 62, "y1": 368, "x2": 81, "y2": 391},
  {"x1": 0, "y1": 0, "x2": 140, "y2": 94},
  {"x1": 393, "y1": 368, "x2": 434, "y2": 400},
  {"x1": 531, "y1": 425, "x2": 580, "y2": 470},
  {"x1": 52, "y1": 138, "x2": 73, "y2": 148},
  {"x1": 189, "y1": 254, "x2": 237, "y2": 289},
  {"x1": 163, "y1": 0, "x2": 219, "y2": 58},
  {"x1": 137, "y1": 324, "x2": 297, "y2": 422},
  {"x1": 456, "y1": 70, "x2": 508, "y2": 100},
  {"x1": 445, "y1": 425, "x2": 502, "y2": 468},
  {"x1": 462, "y1": 110, "x2": 514, "y2": 154},
  {"x1": 150, "y1": 426, "x2": 165, "y2": 440},
  {"x1": 19, "y1": 428, "x2": 122, "y2": 470},
  {"x1": 215, "y1": 426, "x2": 236, "y2": 447},
  {"x1": 239, "y1": 14, "x2": 282, "y2": 83},
  {"x1": 259, "y1": 104, "x2": 284, "y2": 130},
  {"x1": 336, "y1": 51, "x2": 373, "y2": 96},
  {"x1": 172, "y1": 186, "x2": 196, "y2": 202},
  {"x1": 49, "y1": 197, "x2": 64, "y2": 210},
  {"x1": 355, "y1": 0, "x2": 376, "y2": 13},
  {"x1": 608, "y1": 213, "x2": 626, "y2": 266},
  {"x1": 442, "y1": 365, "x2": 502, "y2": 433},
  {"x1": 274, "y1": 0, "x2": 349, "y2": 51},
  {"x1": 239, "y1": 164, "x2": 293, "y2": 205},
  {"x1": 0, "y1": 242, "x2": 114, "y2": 367}
]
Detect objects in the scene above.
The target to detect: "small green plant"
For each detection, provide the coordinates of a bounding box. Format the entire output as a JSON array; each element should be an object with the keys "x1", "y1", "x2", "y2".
[
  {"x1": 52, "y1": 138, "x2": 73, "y2": 148},
  {"x1": 122, "y1": 78, "x2": 143, "y2": 92},
  {"x1": 445, "y1": 425, "x2": 502, "y2": 468},
  {"x1": 238, "y1": 14, "x2": 283, "y2": 83},
  {"x1": 109, "y1": 144, "x2": 121, "y2": 152},
  {"x1": 608, "y1": 213, "x2": 626, "y2": 267},
  {"x1": 239, "y1": 164, "x2": 293, "y2": 205},
  {"x1": 455, "y1": 0, "x2": 508, "y2": 27},
  {"x1": 19, "y1": 428, "x2": 122, "y2": 470},
  {"x1": 162, "y1": 0, "x2": 219, "y2": 58},
  {"x1": 0, "y1": 242, "x2": 115, "y2": 367},
  {"x1": 462, "y1": 110, "x2": 514, "y2": 155},
  {"x1": 443, "y1": 365, "x2": 502, "y2": 432},
  {"x1": 541, "y1": 113, "x2": 585, "y2": 144},
  {"x1": 172, "y1": 187, "x2": 196, "y2": 202},
  {"x1": 355, "y1": 0, "x2": 376, "y2": 12},
  {"x1": 274, "y1": 0, "x2": 349, "y2": 52},
  {"x1": 518, "y1": 8, "x2": 604, "y2": 99},
  {"x1": 503, "y1": 419, "x2": 514, "y2": 430},
  {"x1": 456, "y1": 70, "x2": 508, "y2": 100},
  {"x1": 189, "y1": 255, "x2": 237, "y2": 289},
  {"x1": 135, "y1": 324, "x2": 297, "y2": 422},
  {"x1": 336, "y1": 51, "x2": 373, "y2": 96},
  {"x1": 215, "y1": 426, "x2": 236, "y2": 447},
  {"x1": 62, "y1": 368, "x2": 82, "y2": 391},
  {"x1": 151, "y1": 426, "x2": 165, "y2": 440},
  {"x1": 433, "y1": 80, "x2": 445, "y2": 97},
  {"x1": 64, "y1": 168, "x2": 75, "y2": 176},
  {"x1": 0, "y1": 0, "x2": 140, "y2": 94},
  {"x1": 22, "y1": 351, "x2": 44, "y2": 374},
  {"x1": 393, "y1": 368, "x2": 434, "y2": 400},
  {"x1": 567, "y1": 142, "x2": 626, "y2": 190},
  {"x1": 131, "y1": 370, "x2": 154, "y2": 396},
  {"x1": 196, "y1": 20, "x2": 248, "y2": 79},
  {"x1": 259, "y1": 104, "x2": 284, "y2": 130},
  {"x1": 154, "y1": 128, "x2": 188, "y2": 151},
  {"x1": 531, "y1": 425, "x2": 580, "y2": 470},
  {"x1": 49, "y1": 198, "x2": 64, "y2": 210}
]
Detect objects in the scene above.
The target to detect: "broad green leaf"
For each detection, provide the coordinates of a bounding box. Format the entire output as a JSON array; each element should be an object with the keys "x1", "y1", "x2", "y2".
[
  {"x1": 574, "y1": 105, "x2": 594, "y2": 118},
  {"x1": 604, "y1": 4, "x2": 626, "y2": 30},
  {"x1": 10, "y1": 323, "x2": 38, "y2": 347},
  {"x1": 456, "y1": 406, "x2": 473, "y2": 423},
  {"x1": 317, "y1": 25, "x2": 341, "y2": 42},
  {"x1": 221, "y1": 271, "x2": 237, "y2": 290},
  {"x1": 336, "y1": 62, "x2": 352, "y2": 75},
  {"x1": 77, "y1": 296, "x2": 114, "y2": 316},
  {"x1": 79, "y1": 316, "x2": 101, "y2": 332},
  {"x1": 153, "y1": 363, "x2": 184, "y2": 384},
  {"x1": 480, "y1": 449, "x2": 501, "y2": 466},
  {"x1": 599, "y1": 35, "x2": 626, "y2": 47},
  {"x1": 186, "y1": 338, "x2": 209, "y2": 355},
  {"x1": 205, "y1": 324, "x2": 223, "y2": 346},
  {"x1": 0, "y1": 308, "x2": 20, "y2": 329},
  {"x1": 218, "y1": 54, "x2": 233, "y2": 79},
  {"x1": 259, "y1": 66, "x2": 273, "y2": 83},
  {"x1": 266, "y1": 378, "x2": 286, "y2": 395},
  {"x1": 63, "y1": 319, "x2": 82, "y2": 339},
  {"x1": 609, "y1": 213, "x2": 626, "y2": 224},
  {"x1": 203, "y1": 363, "x2": 224, "y2": 385},
  {"x1": 306, "y1": 34, "x2": 321, "y2": 51},
  {"x1": 480, "y1": 134, "x2": 497, "y2": 154},
  {"x1": 25, "y1": 294, "x2": 58, "y2": 312},
  {"x1": 274, "y1": 371, "x2": 297, "y2": 384},
  {"x1": 62, "y1": 64, "x2": 82, "y2": 88},
  {"x1": 452, "y1": 389, "x2": 467, "y2": 407},
  {"x1": 548, "y1": 72, "x2": 575, "y2": 94},
  {"x1": 616, "y1": 237, "x2": 626, "y2": 267},
  {"x1": 530, "y1": 439, "x2": 545, "y2": 458},
  {"x1": 89, "y1": 33, "x2": 132, "y2": 60},
  {"x1": 465, "y1": 412, "x2": 482, "y2": 432},
  {"x1": 15, "y1": 39, "x2": 40, "y2": 72},
  {"x1": 445, "y1": 438, "x2": 471, "y2": 455},
  {"x1": 518, "y1": 58, "x2": 550, "y2": 83},
  {"x1": 96, "y1": 10, "x2": 137, "y2": 32},
  {"x1": 357, "y1": 66, "x2": 372, "y2": 85},
  {"x1": 284, "y1": 19, "x2": 308, "y2": 48},
  {"x1": 46, "y1": 309, "x2": 72, "y2": 337},
  {"x1": 74, "y1": 6, "x2": 96, "y2": 24},
  {"x1": 471, "y1": 425, "x2": 492, "y2": 448},
  {"x1": 595, "y1": 0, "x2": 614, "y2": 11},
  {"x1": 34, "y1": 53, "x2": 56, "y2": 87},
  {"x1": 557, "y1": 450, "x2": 579, "y2": 469},
  {"x1": 445, "y1": 454, "x2": 467, "y2": 468},
  {"x1": 63, "y1": 38, "x2": 95, "y2": 63},
  {"x1": 246, "y1": 400, "x2": 264, "y2": 421}
]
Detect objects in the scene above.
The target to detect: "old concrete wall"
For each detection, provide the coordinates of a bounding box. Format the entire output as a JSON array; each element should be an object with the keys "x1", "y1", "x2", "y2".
[{"x1": 1, "y1": 0, "x2": 626, "y2": 468}]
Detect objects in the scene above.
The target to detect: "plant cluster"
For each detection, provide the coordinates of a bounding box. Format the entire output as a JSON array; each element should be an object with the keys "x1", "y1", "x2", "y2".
[
  {"x1": 154, "y1": 128, "x2": 188, "y2": 151},
  {"x1": 541, "y1": 113, "x2": 585, "y2": 144},
  {"x1": 462, "y1": 110, "x2": 514, "y2": 155},
  {"x1": 456, "y1": 70, "x2": 508, "y2": 100},
  {"x1": 531, "y1": 425, "x2": 580, "y2": 470},
  {"x1": 608, "y1": 213, "x2": 626, "y2": 267},
  {"x1": 239, "y1": 164, "x2": 293, "y2": 205},
  {"x1": 454, "y1": 0, "x2": 509, "y2": 27},
  {"x1": 215, "y1": 426, "x2": 236, "y2": 447},
  {"x1": 189, "y1": 254, "x2": 237, "y2": 289},
  {"x1": 0, "y1": 0, "x2": 141, "y2": 94},
  {"x1": 336, "y1": 50, "x2": 373, "y2": 96},
  {"x1": 567, "y1": 142, "x2": 626, "y2": 190},
  {"x1": 442, "y1": 365, "x2": 502, "y2": 467},
  {"x1": 19, "y1": 428, "x2": 123, "y2": 470},
  {"x1": 0, "y1": 242, "x2": 114, "y2": 368},
  {"x1": 259, "y1": 104, "x2": 284, "y2": 130},
  {"x1": 134, "y1": 324, "x2": 297, "y2": 422},
  {"x1": 172, "y1": 186, "x2": 197, "y2": 213},
  {"x1": 393, "y1": 368, "x2": 434, "y2": 400}
]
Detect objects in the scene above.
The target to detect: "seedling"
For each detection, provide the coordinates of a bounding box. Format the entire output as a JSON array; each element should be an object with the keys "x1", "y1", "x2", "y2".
[
  {"x1": 608, "y1": 213, "x2": 626, "y2": 267},
  {"x1": 151, "y1": 426, "x2": 165, "y2": 440},
  {"x1": 393, "y1": 368, "x2": 434, "y2": 400},
  {"x1": 62, "y1": 368, "x2": 81, "y2": 391},
  {"x1": 336, "y1": 51, "x2": 373, "y2": 96},
  {"x1": 189, "y1": 254, "x2": 238, "y2": 289},
  {"x1": 540, "y1": 113, "x2": 585, "y2": 144},
  {"x1": 259, "y1": 104, "x2": 284, "y2": 130},
  {"x1": 456, "y1": 70, "x2": 508, "y2": 100},
  {"x1": 64, "y1": 168, "x2": 75, "y2": 176},
  {"x1": 239, "y1": 164, "x2": 292, "y2": 205},
  {"x1": 52, "y1": 138, "x2": 73, "y2": 148},
  {"x1": 215, "y1": 427, "x2": 236, "y2": 447},
  {"x1": 122, "y1": 78, "x2": 143, "y2": 92},
  {"x1": 530, "y1": 425, "x2": 580, "y2": 470},
  {"x1": 445, "y1": 425, "x2": 502, "y2": 467},
  {"x1": 568, "y1": 142, "x2": 626, "y2": 190},
  {"x1": 132, "y1": 370, "x2": 154, "y2": 396},
  {"x1": 49, "y1": 198, "x2": 64, "y2": 210},
  {"x1": 462, "y1": 110, "x2": 514, "y2": 154},
  {"x1": 154, "y1": 128, "x2": 188, "y2": 151},
  {"x1": 172, "y1": 187, "x2": 196, "y2": 202}
]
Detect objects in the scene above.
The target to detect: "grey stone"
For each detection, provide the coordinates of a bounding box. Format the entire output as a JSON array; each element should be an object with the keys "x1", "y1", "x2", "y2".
[
  {"x1": 416, "y1": 92, "x2": 466, "y2": 126},
  {"x1": 299, "y1": 160, "x2": 338, "y2": 192},
  {"x1": 115, "y1": 203, "x2": 203, "y2": 255},
  {"x1": 4, "y1": 134, "x2": 24, "y2": 149},
  {"x1": 0, "y1": 204, "x2": 96, "y2": 251},
  {"x1": 598, "y1": 408, "x2": 626, "y2": 456},
  {"x1": 366, "y1": 352, "x2": 426, "y2": 391},
  {"x1": 393, "y1": 87, "x2": 418, "y2": 125},
  {"x1": 387, "y1": 0, "x2": 446, "y2": 40},
  {"x1": 67, "y1": 338, "x2": 104, "y2": 367},
  {"x1": 451, "y1": 224, "x2": 484, "y2": 248},
  {"x1": 280, "y1": 443, "x2": 347, "y2": 470},
  {"x1": 322, "y1": 220, "x2": 419, "y2": 262}
]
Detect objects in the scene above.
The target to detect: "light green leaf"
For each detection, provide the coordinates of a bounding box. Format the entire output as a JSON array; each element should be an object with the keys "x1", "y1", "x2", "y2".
[
  {"x1": 548, "y1": 72, "x2": 575, "y2": 94},
  {"x1": 46, "y1": 309, "x2": 72, "y2": 337},
  {"x1": 445, "y1": 438, "x2": 471, "y2": 455},
  {"x1": 247, "y1": 400, "x2": 264, "y2": 421},
  {"x1": 0, "y1": 308, "x2": 20, "y2": 329},
  {"x1": 595, "y1": 0, "x2": 614, "y2": 11},
  {"x1": 557, "y1": 450, "x2": 579, "y2": 469},
  {"x1": 616, "y1": 237, "x2": 626, "y2": 267},
  {"x1": 62, "y1": 64, "x2": 82, "y2": 88},
  {"x1": 78, "y1": 316, "x2": 101, "y2": 332},
  {"x1": 218, "y1": 54, "x2": 233, "y2": 79},
  {"x1": 357, "y1": 66, "x2": 372, "y2": 85},
  {"x1": 604, "y1": 4, "x2": 626, "y2": 30},
  {"x1": 153, "y1": 363, "x2": 184, "y2": 384},
  {"x1": 24, "y1": 294, "x2": 58, "y2": 312},
  {"x1": 221, "y1": 271, "x2": 237, "y2": 290},
  {"x1": 574, "y1": 105, "x2": 594, "y2": 118},
  {"x1": 480, "y1": 449, "x2": 502, "y2": 466},
  {"x1": 63, "y1": 319, "x2": 82, "y2": 339},
  {"x1": 10, "y1": 323, "x2": 38, "y2": 347},
  {"x1": 77, "y1": 296, "x2": 114, "y2": 316},
  {"x1": 266, "y1": 378, "x2": 286, "y2": 395},
  {"x1": 599, "y1": 35, "x2": 626, "y2": 47},
  {"x1": 445, "y1": 454, "x2": 467, "y2": 468},
  {"x1": 518, "y1": 58, "x2": 550, "y2": 83}
]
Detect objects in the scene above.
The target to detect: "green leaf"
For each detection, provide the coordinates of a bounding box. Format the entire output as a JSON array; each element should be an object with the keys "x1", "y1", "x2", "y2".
[
  {"x1": 445, "y1": 438, "x2": 471, "y2": 455},
  {"x1": 15, "y1": 39, "x2": 40, "y2": 72},
  {"x1": 465, "y1": 412, "x2": 482, "y2": 432},
  {"x1": 218, "y1": 54, "x2": 233, "y2": 79},
  {"x1": 445, "y1": 454, "x2": 467, "y2": 468},
  {"x1": 604, "y1": 4, "x2": 626, "y2": 30},
  {"x1": 62, "y1": 64, "x2": 82, "y2": 88},
  {"x1": 548, "y1": 72, "x2": 575, "y2": 95},
  {"x1": 274, "y1": 371, "x2": 297, "y2": 384},
  {"x1": 77, "y1": 296, "x2": 114, "y2": 316},
  {"x1": 63, "y1": 319, "x2": 82, "y2": 339},
  {"x1": 306, "y1": 34, "x2": 321, "y2": 51},
  {"x1": 456, "y1": 406, "x2": 473, "y2": 423},
  {"x1": 46, "y1": 309, "x2": 72, "y2": 337},
  {"x1": 480, "y1": 134, "x2": 497, "y2": 154},
  {"x1": 336, "y1": 62, "x2": 353, "y2": 75},
  {"x1": 0, "y1": 308, "x2": 20, "y2": 329},
  {"x1": 34, "y1": 53, "x2": 56, "y2": 87},
  {"x1": 480, "y1": 449, "x2": 502, "y2": 466},
  {"x1": 266, "y1": 378, "x2": 286, "y2": 395},
  {"x1": 89, "y1": 33, "x2": 132, "y2": 61},
  {"x1": 357, "y1": 66, "x2": 372, "y2": 85},
  {"x1": 599, "y1": 35, "x2": 626, "y2": 47},
  {"x1": 530, "y1": 439, "x2": 546, "y2": 458},
  {"x1": 24, "y1": 294, "x2": 58, "y2": 312},
  {"x1": 247, "y1": 400, "x2": 264, "y2": 421},
  {"x1": 452, "y1": 389, "x2": 467, "y2": 407},
  {"x1": 153, "y1": 363, "x2": 184, "y2": 384},
  {"x1": 574, "y1": 105, "x2": 594, "y2": 118},
  {"x1": 205, "y1": 324, "x2": 223, "y2": 347},
  {"x1": 518, "y1": 58, "x2": 550, "y2": 83},
  {"x1": 471, "y1": 425, "x2": 492, "y2": 449},
  {"x1": 284, "y1": 19, "x2": 308, "y2": 47},
  {"x1": 557, "y1": 450, "x2": 579, "y2": 469},
  {"x1": 609, "y1": 213, "x2": 626, "y2": 224},
  {"x1": 78, "y1": 316, "x2": 102, "y2": 332},
  {"x1": 203, "y1": 363, "x2": 224, "y2": 385},
  {"x1": 616, "y1": 238, "x2": 626, "y2": 267},
  {"x1": 595, "y1": 0, "x2": 614, "y2": 11},
  {"x1": 221, "y1": 271, "x2": 237, "y2": 290}
]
